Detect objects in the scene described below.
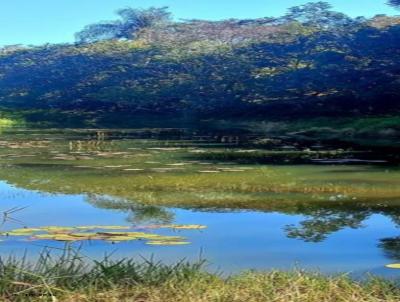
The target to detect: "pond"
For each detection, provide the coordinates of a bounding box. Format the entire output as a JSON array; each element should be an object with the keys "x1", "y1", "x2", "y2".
[{"x1": 0, "y1": 127, "x2": 400, "y2": 277}]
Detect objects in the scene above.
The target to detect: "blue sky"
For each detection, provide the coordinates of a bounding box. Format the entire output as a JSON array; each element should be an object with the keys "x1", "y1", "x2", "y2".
[{"x1": 0, "y1": 0, "x2": 398, "y2": 46}]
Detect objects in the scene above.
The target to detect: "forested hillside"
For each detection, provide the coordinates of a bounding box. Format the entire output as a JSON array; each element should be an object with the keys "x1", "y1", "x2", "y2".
[{"x1": 0, "y1": 2, "x2": 399, "y2": 118}]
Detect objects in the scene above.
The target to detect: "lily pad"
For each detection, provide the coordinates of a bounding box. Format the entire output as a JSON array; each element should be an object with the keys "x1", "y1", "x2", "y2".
[
  {"x1": 75, "y1": 225, "x2": 131, "y2": 230},
  {"x1": 5, "y1": 231, "x2": 36, "y2": 236},
  {"x1": 3, "y1": 228, "x2": 42, "y2": 236},
  {"x1": 40, "y1": 226, "x2": 75, "y2": 232},
  {"x1": 33, "y1": 234, "x2": 82, "y2": 241},
  {"x1": 2, "y1": 224, "x2": 204, "y2": 245},
  {"x1": 69, "y1": 232, "x2": 99, "y2": 238}
]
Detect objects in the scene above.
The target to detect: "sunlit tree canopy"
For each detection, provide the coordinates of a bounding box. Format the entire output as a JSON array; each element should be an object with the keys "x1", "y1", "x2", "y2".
[{"x1": 0, "y1": 2, "x2": 399, "y2": 118}]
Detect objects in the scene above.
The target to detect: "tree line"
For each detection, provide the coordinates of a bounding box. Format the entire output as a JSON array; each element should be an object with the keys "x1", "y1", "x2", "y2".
[{"x1": 0, "y1": 2, "x2": 399, "y2": 118}]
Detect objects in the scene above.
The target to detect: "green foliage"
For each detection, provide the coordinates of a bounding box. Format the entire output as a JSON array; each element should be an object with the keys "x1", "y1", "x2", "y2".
[
  {"x1": 0, "y1": 2, "x2": 400, "y2": 118},
  {"x1": 388, "y1": 0, "x2": 400, "y2": 8},
  {"x1": 280, "y1": 1, "x2": 353, "y2": 29},
  {"x1": 75, "y1": 7, "x2": 171, "y2": 43},
  {"x1": 0, "y1": 111, "x2": 24, "y2": 129},
  {"x1": 0, "y1": 118, "x2": 14, "y2": 126}
]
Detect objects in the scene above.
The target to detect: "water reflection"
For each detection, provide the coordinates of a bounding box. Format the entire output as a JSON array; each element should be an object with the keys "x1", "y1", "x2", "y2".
[
  {"x1": 1, "y1": 128, "x2": 400, "y2": 274},
  {"x1": 285, "y1": 210, "x2": 369, "y2": 242},
  {"x1": 87, "y1": 195, "x2": 175, "y2": 225}
]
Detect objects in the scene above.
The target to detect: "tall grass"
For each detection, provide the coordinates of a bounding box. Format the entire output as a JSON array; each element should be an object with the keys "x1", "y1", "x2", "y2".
[{"x1": 0, "y1": 250, "x2": 399, "y2": 302}]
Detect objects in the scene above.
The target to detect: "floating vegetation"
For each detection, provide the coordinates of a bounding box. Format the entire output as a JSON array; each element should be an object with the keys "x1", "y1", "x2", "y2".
[
  {"x1": 104, "y1": 165, "x2": 131, "y2": 168},
  {"x1": 75, "y1": 225, "x2": 131, "y2": 230},
  {"x1": 217, "y1": 168, "x2": 246, "y2": 172},
  {"x1": 1, "y1": 128, "x2": 400, "y2": 248},
  {"x1": 148, "y1": 148, "x2": 182, "y2": 151},
  {"x1": 34, "y1": 234, "x2": 81, "y2": 241},
  {"x1": 40, "y1": 226, "x2": 75, "y2": 232},
  {"x1": 151, "y1": 168, "x2": 185, "y2": 172},
  {"x1": 189, "y1": 149, "x2": 207, "y2": 153},
  {"x1": 235, "y1": 150, "x2": 259, "y2": 153},
  {"x1": 6, "y1": 228, "x2": 42, "y2": 234},
  {"x1": 52, "y1": 155, "x2": 76, "y2": 161},
  {"x1": 5, "y1": 230, "x2": 41, "y2": 236},
  {"x1": 0, "y1": 224, "x2": 205, "y2": 245}
]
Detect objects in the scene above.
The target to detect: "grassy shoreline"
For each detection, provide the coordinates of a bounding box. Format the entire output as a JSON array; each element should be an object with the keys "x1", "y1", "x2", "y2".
[{"x1": 1, "y1": 253, "x2": 400, "y2": 302}]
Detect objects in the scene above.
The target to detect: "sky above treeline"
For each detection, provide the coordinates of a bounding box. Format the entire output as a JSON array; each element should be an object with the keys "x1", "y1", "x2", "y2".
[{"x1": 0, "y1": 0, "x2": 398, "y2": 46}]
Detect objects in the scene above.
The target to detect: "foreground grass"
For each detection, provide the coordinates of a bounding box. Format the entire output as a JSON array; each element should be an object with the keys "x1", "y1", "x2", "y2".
[{"x1": 1, "y1": 252, "x2": 400, "y2": 302}]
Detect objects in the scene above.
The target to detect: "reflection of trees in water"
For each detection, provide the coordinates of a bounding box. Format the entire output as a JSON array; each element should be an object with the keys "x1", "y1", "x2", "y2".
[
  {"x1": 86, "y1": 194, "x2": 175, "y2": 225},
  {"x1": 285, "y1": 209, "x2": 369, "y2": 242},
  {"x1": 283, "y1": 205, "x2": 400, "y2": 243},
  {"x1": 126, "y1": 205, "x2": 174, "y2": 225},
  {"x1": 379, "y1": 237, "x2": 400, "y2": 261},
  {"x1": 377, "y1": 212, "x2": 400, "y2": 262},
  {"x1": 4, "y1": 151, "x2": 400, "y2": 259},
  {"x1": 86, "y1": 192, "x2": 400, "y2": 263},
  {"x1": 388, "y1": 0, "x2": 400, "y2": 8},
  {"x1": 284, "y1": 207, "x2": 400, "y2": 263},
  {"x1": 388, "y1": 213, "x2": 400, "y2": 228}
]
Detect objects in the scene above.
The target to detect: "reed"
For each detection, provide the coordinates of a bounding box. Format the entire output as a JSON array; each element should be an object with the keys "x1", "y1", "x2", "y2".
[{"x1": 0, "y1": 250, "x2": 399, "y2": 302}]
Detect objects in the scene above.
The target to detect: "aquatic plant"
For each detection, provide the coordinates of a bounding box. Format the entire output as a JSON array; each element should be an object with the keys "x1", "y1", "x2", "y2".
[
  {"x1": 0, "y1": 224, "x2": 206, "y2": 246},
  {"x1": 1, "y1": 128, "x2": 400, "y2": 243}
]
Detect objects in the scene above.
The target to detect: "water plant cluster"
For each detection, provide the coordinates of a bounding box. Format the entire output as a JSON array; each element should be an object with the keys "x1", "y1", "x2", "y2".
[
  {"x1": 1, "y1": 224, "x2": 206, "y2": 246},
  {"x1": 0, "y1": 128, "x2": 399, "y2": 249}
]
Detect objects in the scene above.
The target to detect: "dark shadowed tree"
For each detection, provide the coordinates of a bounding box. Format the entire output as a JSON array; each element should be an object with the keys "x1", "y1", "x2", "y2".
[
  {"x1": 388, "y1": 0, "x2": 400, "y2": 8},
  {"x1": 75, "y1": 7, "x2": 171, "y2": 43},
  {"x1": 1, "y1": 2, "x2": 400, "y2": 116},
  {"x1": 379, "y1": 237, "x2": 400, "y2": 261}
]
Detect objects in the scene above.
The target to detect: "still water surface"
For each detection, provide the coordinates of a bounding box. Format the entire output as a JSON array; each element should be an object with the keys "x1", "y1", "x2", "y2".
[{"x1": 0, "y1": 127, "x2": 400, "y2": 277}]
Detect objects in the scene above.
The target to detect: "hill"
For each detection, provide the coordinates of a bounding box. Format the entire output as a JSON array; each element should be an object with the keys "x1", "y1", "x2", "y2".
[{"x1": 0, "y1": 2, "x2": 399, "y2": 120}]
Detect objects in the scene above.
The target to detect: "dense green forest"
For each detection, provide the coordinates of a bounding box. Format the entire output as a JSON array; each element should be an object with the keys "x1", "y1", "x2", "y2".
[{"x1": 0, "y1": 1, "x2": 399, "y2": 119}]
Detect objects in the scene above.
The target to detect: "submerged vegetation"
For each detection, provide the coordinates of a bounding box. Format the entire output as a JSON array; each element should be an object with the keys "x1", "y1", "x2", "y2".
[{"x1": 1, "y1": 251, "x2": 400, "y2": 302}]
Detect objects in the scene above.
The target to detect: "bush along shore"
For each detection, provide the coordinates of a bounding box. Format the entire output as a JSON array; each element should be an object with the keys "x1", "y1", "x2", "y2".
[{"x1": 1, "y1": 252, "x2": 400, "y2": 302}]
